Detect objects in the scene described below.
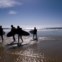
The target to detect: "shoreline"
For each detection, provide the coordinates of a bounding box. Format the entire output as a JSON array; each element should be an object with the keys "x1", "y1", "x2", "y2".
[{"x1": 0, "y1": 36, "x2": 62, "y2": 62}]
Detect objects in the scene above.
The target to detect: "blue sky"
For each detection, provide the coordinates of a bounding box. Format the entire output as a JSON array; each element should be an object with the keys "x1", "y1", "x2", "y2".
[{"x1": 0, "y1": 0, "x2": 62, "y2": 29}]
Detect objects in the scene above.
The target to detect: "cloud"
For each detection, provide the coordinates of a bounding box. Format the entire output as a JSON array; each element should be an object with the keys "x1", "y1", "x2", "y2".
[
  {"x1": 8, "y1": 10, "x2": 17, "y2": 15},
  {"x1": 0, "y1": 0, "x2": 21, "y2": 8}
]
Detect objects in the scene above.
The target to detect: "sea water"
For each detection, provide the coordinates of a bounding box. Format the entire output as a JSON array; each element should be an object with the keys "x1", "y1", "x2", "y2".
[{"x1": 38, "y1": 29, "x2": 62, "y2": 37}]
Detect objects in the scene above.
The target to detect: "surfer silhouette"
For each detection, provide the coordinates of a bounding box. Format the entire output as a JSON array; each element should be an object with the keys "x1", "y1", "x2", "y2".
[
  {"x1": 33, "y1": 27, "x2": 38, "y2": 40},
  {"x1": 11, "y1": 25, "x2": 16, "y2": 42},
  {"x1": 17, "y1": 26, "x2": 23, "y2": 44},
  {"x1": 0, "y1": 26, "x2": 4, "y2": 42},
  {"x1": 30, "y1": 27, "x2": 38, "y2": 40}
]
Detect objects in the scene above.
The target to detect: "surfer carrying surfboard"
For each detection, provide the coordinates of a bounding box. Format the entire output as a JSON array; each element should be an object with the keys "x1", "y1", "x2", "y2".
[
  {"x1": 0, "y1": 26, "x2": 4, "y2": 42},
  {"x1": 33, "y1": 27, "x2": 38, "y2": 40},
  {"x1": 17, "y1": 26, "x2": 23, "y2": 44},
  {"x1": 11, "y1": 25, "x2": 16, "y2": 42},
  {"x1": 30, "y1": 27, "x2": 38, "y2": 40}
]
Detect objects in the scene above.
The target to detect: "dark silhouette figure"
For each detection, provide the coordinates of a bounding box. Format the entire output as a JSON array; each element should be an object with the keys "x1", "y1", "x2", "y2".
[
  {"x1": 17, "y1": 26, "x2": 23, "y2": 44},
  {"x1": 33, "y1": 27, "x2": 38, "y2": 40},
  {"x1": 11, "y1": 25, "x2": 16, "y2": 42},
  {"x1": 0, "y1": 26, "x2": 4, "y2": 42}
]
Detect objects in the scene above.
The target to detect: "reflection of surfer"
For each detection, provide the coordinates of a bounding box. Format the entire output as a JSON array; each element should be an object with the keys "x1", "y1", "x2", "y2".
[
  {"x1": 17, "y1": 26, "x2": 23, "y2": 44},
  {"x1": 0, "y1": 26, "x2": 4, "y2": 42},
  {"x1": 33, "y1": 27, "x2": 38, "y2": 40},
  {"x1": 11, "y1": 25, "x2": 16, "y2": 42}
]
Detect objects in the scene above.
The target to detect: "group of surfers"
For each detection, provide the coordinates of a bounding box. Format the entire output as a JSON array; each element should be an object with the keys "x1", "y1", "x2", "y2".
[{"x1": 0, "y1": 25, "x2": 38, "y2": 44}]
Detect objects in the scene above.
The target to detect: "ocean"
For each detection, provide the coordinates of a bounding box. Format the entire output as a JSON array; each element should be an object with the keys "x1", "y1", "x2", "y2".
[{"x1": 38, "y1": 29, "x2": 62, "y2": 36}]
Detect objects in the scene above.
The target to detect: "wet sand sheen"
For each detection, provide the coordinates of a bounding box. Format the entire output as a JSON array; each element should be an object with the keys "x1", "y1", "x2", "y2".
[{"x1": 0, "y1": 36, "x2": 62, "y2": 62}]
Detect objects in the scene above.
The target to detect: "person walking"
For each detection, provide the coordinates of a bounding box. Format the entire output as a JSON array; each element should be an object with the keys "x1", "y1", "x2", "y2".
[
  {"x1": 17, "y1": 26, "x2": 23, "y2": 44},
  {"x1": 11, "y1": 25, "x2": 16, "y2": 42},
  {"x1": 33, "y1": 27, "x2": 38, "y2": 40},
  {"x1": 0, "y1": 26, "x2": 5, "y2": 42}
]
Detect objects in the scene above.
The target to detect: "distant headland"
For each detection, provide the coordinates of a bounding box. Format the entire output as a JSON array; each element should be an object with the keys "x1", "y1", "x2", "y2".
[{"x1": 45, "y1": 27, "x2": 62, "y2": 29}]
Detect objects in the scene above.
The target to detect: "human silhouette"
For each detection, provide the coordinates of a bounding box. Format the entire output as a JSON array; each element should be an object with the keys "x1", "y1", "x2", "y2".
[
  {"x1": 0, "y1": 26, "x2": 4, "y2": 42},
  {"x1": 33, "y1": 27, "x2": 38, "y2": 40},
  {"x1": 11, "y1": 25, "x2": 16, "y2": 42},
  {"x1": 17, "y1": 26, "x2": 23, "y2": 44}
]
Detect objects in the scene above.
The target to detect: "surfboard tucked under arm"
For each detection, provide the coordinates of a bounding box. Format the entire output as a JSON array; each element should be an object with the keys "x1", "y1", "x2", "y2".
[
  {"x1": 7, "y1": 31, "x2": 14, "y2": 37},
  {"x1": 7, "y1": 30, "x2": 30, "y2": 37},
  {"x1": 17, "y1": 30, "x2": 30, "y2": 36},
  {"x1": 30, "y1": 30, "x2": 34, "y2": 34}
]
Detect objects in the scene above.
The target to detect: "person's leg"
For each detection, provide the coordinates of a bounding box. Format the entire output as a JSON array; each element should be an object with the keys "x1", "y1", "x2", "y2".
[
  {"x1": 33, "y1": 34, "x2": 34, "y2": 40},
  {"x1": 1, "y1": 35, "x2": 3, "y2": 42},
  {"x1": 35, "y1": 33, "x2": 38, "y2": 41},
  {"x1": 20, "y1": 36, "x2": 23, "y2": 43},
  {"x1": 18, "y1": 35, "x2": 21, "y2": 47},
  {"x1": 13, "y1": 35, "x2": 15, "y2": 42},
  {"x1": 18, "y1": 35, "x2": 19, "y2": 44}
]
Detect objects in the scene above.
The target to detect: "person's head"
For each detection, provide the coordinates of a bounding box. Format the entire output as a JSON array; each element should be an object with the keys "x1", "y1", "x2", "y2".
[
  {"x1": 0, "y1": 26, "x2": 2, "y2": 28},
  {"x1": 11, "y1": 25, "x2": 13, "y2": 28},
  {"x1": 17, "y1": 26, "x2": 20, "y2": 28},
  {"x1": 17, "y1": 26, "x2": 22, "y2": 29},
  {"x1": 34, "y1": 27, "x2": 36, "y2": 29}
]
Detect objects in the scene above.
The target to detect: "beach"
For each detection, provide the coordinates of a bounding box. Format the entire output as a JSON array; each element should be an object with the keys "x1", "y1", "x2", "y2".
[
  {"x1": 0, "y1": 30, "x2": 62, "y2": 62},
  {"x1": 0, "y1": 31, "x2": 62, "y2": 62}
]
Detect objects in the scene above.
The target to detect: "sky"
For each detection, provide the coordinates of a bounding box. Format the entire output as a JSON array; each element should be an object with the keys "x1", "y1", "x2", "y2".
[{"x1": 0, "y1": 0, "x2": 62, "y2": 29}]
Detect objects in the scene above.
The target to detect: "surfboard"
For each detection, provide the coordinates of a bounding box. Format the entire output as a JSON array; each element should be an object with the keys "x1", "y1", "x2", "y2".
[
  {"x1": 17, "y1": 30, "x2": 30, "y2": 36},
  {"x1": 7, "y1": 28, "x2": 17, "y2": 37},
  {"x1": 21, "y1": 30, "x2": 30, "y2": 36},
  {"x1": 30, "y1": 30, "x2": 34, "y2": 34},
  {"x1": 7, "y1": 31, "x2": 16, "y2": 37},
  {"x1": 7, "y1": 31, "x2": 12, "y2": 37},
  {"x1": 7, "y1": 29, "x2": 30, "y2": 37}
]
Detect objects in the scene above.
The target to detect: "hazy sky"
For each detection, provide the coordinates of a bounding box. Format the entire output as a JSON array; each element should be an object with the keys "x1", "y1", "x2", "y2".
[{"x1": 0, "y1": 0, "x2": 62, "y2": 29}]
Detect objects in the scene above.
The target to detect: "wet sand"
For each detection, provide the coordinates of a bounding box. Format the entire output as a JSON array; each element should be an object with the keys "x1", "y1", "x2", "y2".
[{"x1": 0, "y1": 36, "x2": 62, "y2": 62}]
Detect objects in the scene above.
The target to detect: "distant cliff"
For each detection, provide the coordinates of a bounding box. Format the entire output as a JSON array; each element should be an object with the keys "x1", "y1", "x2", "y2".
[{"x1": 45, "y1": 27, "x2": 62, "y2": 29}]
